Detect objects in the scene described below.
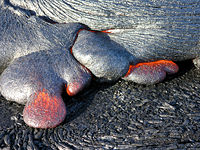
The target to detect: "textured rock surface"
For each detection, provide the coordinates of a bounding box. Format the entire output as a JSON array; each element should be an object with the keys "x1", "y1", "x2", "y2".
[
  {"x1": 0, "y1": 0, "x2": 200, "y2": 142},
  {"x1": 72, "y1": 30, "x2": 135, "y2": 82},
  {"x1": 0, "y1": 1, "x2": 199, "y2": 105},
  {"x1": 0, "y1": 2, "x2": 93, "y2": 102},
  {"x1": 0, "y1": 61, "x2": 200, "y2": 149},
  {"x1": 123, "y1": 60, "x2": 179, "y2": 84},
  {"x1": 0, "y1": 3, "x2": 93, "y2": 127},
  {"x1": 9, "y1": 0, "x2": 200, "y2": 61}
]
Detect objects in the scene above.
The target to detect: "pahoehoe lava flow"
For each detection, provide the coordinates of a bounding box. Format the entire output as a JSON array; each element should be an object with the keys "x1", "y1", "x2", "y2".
[{"x1": 0, "y1": 0, "x2": 200, "y2": 129}]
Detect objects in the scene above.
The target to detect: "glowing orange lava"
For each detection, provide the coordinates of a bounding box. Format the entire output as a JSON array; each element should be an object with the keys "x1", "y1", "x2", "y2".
[
  {"x1": 100, "y1": 30, "x2": 112, "y2": 33},
  {"x1": 125, "y1": 60, "x2": 178, "y2": 77},
  {"x1": 23, "y1": 89, "x2": 66, "y2": 128},
  {"x1": 32, "y1": 89, "x2": 59, "y2": 111},
  {"x1": 66, "y1": 82, "x2": 82, "y2": 96}
]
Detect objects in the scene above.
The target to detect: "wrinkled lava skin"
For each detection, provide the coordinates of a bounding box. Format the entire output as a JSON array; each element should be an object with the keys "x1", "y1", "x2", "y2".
[{"x1": 0, "y1": 0, "x2": 200, "y2": 128}]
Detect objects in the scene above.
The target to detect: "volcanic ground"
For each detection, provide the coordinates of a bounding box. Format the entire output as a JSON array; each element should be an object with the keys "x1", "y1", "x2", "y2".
[{"x1": 0, "y1": 60, "x2": 200, "y2": 149}]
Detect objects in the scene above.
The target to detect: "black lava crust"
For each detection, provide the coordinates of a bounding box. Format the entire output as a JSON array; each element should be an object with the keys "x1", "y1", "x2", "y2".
[{"x1": 0, "y1": 62, "x2": 200, "y2": 149}]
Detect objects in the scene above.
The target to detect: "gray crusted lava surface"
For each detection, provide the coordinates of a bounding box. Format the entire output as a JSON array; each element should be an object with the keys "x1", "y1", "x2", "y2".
[
  {"x1": 0, "y1": 0, "x2": 200, "y2": 148},
  {"x1": 8, "y1": 0, "x2": 200, "y2": 62},
  {"x1": 0, "y1": 3, "x2": 91, "y2": 105},
  {"x1": 72, "y1": 30, "x2": 135, "y2": 82},
  {"x1": 0, "y1": 62, "x2": 200, "y2": 149}
]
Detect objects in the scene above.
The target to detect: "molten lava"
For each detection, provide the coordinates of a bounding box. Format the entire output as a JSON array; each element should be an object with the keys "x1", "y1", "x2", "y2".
[{"x1": 23, "y1": 89, "x2": 66, "y2": 128}]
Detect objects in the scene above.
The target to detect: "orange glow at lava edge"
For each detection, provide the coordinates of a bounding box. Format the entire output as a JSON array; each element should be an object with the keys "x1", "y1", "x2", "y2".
[
  {"x1": 23, "y1": 88, "x2": 67, "y2": 128},
  {"x1": 65, "y1": 83, "x2": 80, "y2": 96},
  {"x1": 124, "y1": 60, "x2": 177, "y2": 77}
]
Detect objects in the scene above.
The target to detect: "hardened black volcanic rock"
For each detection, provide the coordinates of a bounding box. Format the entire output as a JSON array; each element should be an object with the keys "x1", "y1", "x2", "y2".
[{"x1": 0, "y1": 62, "x2": 200, "y2": 149}]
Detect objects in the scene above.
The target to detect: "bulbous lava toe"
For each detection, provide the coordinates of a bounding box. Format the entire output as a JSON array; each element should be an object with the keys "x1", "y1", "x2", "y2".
[
  {"x1": 23, "y1": 89, "x2": 66, "y2": 128},
  {"x1": 66, "y1": 81, "x2": 86, "y2": 96},
  {"x1": 72, "y1": 29, "x2": 135, "y2": 82},
  {"x1": 49, "y1": 48, "x2": 92, "y2": 96},
  {"x1": 123, "y1": 60, "x2": 179, "y2": 84},
  {"x1": 0, "y1": 47, "x2": 92, "y2": 128}
]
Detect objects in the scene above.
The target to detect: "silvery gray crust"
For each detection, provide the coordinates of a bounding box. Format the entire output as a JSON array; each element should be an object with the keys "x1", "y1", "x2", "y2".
[
  {"x1": 72, "y1": 30, "x2": 135, "y2": 82},
  {"x1": 0, "y1": 0, "x2": 199, "y2": 100},
  {"x1": 0, "y1": 4, "x2": 85, "y2": 67},
  {"x1": 9, "y1": 0, "x2": 200, "y2": 62},
  {"x1": 0, "y1": 0, "x2": 200, "y2": 128},
  {"x1": 0, "y1": 49, "x2": 91, "y2": 104},
  {"x1": 0, "y1": 5, "x2": 91, "y2": 104}
]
